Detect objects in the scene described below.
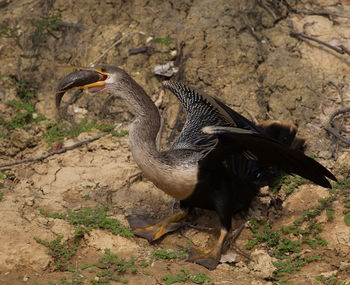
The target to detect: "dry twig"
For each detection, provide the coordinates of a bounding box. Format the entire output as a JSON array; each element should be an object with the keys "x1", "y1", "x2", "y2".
[
  {"x1": 257, "y1": 0, "x2": 277, "y2": 20},
  {"x1": 291, "y1": 9, "x2": 350, "y2": 19},
  {"x1": 325, "y1": 107, "x2": 350, "y2": 146},
  {"x1": 290, "y1": 31, "x2": 350, "y2": 56},
  {"x1": 0, "y1": 133, "x2": 109, "y2": 169}
]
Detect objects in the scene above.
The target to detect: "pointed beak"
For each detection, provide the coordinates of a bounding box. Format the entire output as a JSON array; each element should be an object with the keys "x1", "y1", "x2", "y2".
[{"x1": 55, "y1": 67, "x2": 109, "y2": 109}]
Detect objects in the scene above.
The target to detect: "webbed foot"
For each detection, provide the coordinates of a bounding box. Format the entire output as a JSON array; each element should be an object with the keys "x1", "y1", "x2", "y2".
[
  {"x1": 126, "y1": 210, "x2": 188, "y2": 242},
  {"x1": 187, "y1": 228, "x2": 228, "y2": 270},
  {"x1": 188, "y1": 247, "x2": 221, "y2": 270}
]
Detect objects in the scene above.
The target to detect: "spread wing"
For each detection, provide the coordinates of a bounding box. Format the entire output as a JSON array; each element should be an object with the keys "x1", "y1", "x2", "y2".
[
  {"x1": 163, "y1": 81, "x2": 336, "y2": 188},
  {"x1": 163, "y1": 81, "x2": 261, "y2": 150},
  {"x1": 201, "y1": 126, "x2": 337, "y2": 188}
]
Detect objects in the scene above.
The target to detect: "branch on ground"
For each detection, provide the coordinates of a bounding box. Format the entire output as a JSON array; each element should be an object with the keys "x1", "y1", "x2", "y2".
[
  {"x1": 0, "y1": 133, "x2": 109, "y2": 169},
  {"x1": 290, "y1": 31, "x2": 350, "y2": 57},
  {"x1": 325, "y1": 107, "x2": 350, "y2": 146}
]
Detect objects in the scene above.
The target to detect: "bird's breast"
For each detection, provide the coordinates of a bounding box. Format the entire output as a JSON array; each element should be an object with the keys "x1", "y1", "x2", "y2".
[{"x1": 150, "y1": 165, "x2": 198, "y2": 200}]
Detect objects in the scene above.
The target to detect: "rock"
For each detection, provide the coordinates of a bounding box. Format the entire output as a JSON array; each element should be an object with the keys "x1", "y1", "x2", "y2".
[
  {"x1": 153, "y1": 62, "x2": 178, "y2": 77},
  {"x1": 248, "y1": 249, "x2": 276, "y2": 279},
  {"x1": 220, "y1": 252, "x2": 237, "y2": 264}
]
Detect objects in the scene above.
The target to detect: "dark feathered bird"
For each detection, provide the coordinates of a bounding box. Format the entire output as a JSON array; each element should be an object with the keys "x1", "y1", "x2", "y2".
[{"x1": 56, "y1": 66, "x2": 336, "y2": 270}]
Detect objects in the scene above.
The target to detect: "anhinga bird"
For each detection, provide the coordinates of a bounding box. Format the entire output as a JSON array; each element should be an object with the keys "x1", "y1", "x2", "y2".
[{"x1": 56, "y1": 66, "x2": 336, "y2": 270}]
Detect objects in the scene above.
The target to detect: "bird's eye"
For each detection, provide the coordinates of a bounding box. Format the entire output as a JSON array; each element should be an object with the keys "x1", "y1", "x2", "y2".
[{"x1": 101, "y1": 67, "x2": 106, "y2": 73}]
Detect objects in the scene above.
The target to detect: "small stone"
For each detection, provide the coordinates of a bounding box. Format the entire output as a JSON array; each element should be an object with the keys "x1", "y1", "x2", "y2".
[
  {"x1": 23, "y1": 275, "x2": 29, "y2": 282},
  {"x1": 49, "y1": 141, "x2": 63, "y2": 152},
  {"x1": 153, "y1": 62, "x2": 178, "y2": 77},
  {"x1": 220, "y1": 252, "x2": 237, "y2": 264},
  {"x1": 248, "y1": 249, "x2": 276, "y2": 279},
  {"x1": 170, "y1": 50, "x2": 177, "y2": 57}
]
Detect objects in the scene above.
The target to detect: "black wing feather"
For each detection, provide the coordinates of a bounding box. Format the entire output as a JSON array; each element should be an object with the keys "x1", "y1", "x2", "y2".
[
  {"x1": 202, "y1": 126, "x2": 337, "y2": 188},
  {"x1": 162, "y1": 81, "x2": 236, "y2": 149}
]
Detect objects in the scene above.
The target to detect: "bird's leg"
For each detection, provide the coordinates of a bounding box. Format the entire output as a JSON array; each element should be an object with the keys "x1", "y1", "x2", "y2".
[
  {"x1": 188, "y1": 227, "x2": 228, "y2": 270},
  {"x1": 127, "y1": 209, "x2": 188, "y2": 242},
  {"x1": 187, "y1": 185, "x2": 232, "y2": 270},
  {"x1": 224, "y1": 221, "x2": 251, "y2": 260}
]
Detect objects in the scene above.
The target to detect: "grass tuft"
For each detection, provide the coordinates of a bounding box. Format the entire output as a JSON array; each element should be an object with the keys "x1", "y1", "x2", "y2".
[
  {"x1": 151, "y1": 248, "x2": 188, "y2": 260},
  {"x1": 162, "y1": 269, "x2": 212, "y2": 285},
  {"x1": 34, "y1": 234, "x2": 79, "y2": 271}
]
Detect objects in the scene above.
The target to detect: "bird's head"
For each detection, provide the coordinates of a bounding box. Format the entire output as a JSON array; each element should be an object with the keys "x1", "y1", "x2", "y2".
[{"x1": 56, "y1": 65, "x2": 129, "y2": 108}]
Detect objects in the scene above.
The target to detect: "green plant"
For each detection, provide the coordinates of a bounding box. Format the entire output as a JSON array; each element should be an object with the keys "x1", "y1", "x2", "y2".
[
  {"x1": 151, "y1": 248, "x2": 188, "y2": 260},
  {"x1": 95, "y1": 124, "x2": 115, "y2": 132},
  {"x1": 42, "y1": 118, "x2": 94, "y2": 145},
  {"x1": 154, "y1": 37, "x2": 175, "y2": 45},
  {"x1": 273, "y1": 255, "x2": 321, "y2": 277},
  {"x1": 39, "y1": 205, "x2": 133, "y2": 237},
  {"x1": 271, "y1": 176, "x2": 309, "y2": 195},
  {"x1": 39, "y1": 208, "x2": 66, "y2": 219},
  {"x1": 36, "y1": 205, "x2": 133, "y2": 271},
  {"x1": 162, "y1": 269, "x2": 212, "y2": 285},
  {"x1": 344, "y1": 214, "x2": 350, "y2": 226},
  {"x1": 0, "y1": 23, "x2": 22, "y2": 48},
  {"x1": 1, "y1": 99, "x2": 45, "y2": 130},
  {"x1": 90, "y1": 248, "x2": 148, "y2": 284},
  {"x1": 246, "y1": 194, "x2": 336, "y2": 280},
  {"x1": 8, "y1": 75, "x2": 37, "y2": 99},
  {"x1": 34, "y1": 234, "x2": 80, "y2": 271},
  {"x1": 0, "y1": 74, "x2": 45, "y2": 131},
  {"x1": 332, "y1": 179, "x2": 350, "y2": 190},
  {"x1": 111, "y1": 130, "x2": 129, "y2": 137},
  {"x1": 29, "y1": 14, "x2": 62, "y2": 51},
  {"x1": 246, "y1": 220, "x2": 280, "y2": 250},
  {"x1": 315, "y1": 274, "x2": 350, "y2": 285},
  {"x1": 66, "y1": 206, "x2": 133, "y2": 237},
  {"x1": 43, "y1": 119, "x2": 120, "y2": 146}
]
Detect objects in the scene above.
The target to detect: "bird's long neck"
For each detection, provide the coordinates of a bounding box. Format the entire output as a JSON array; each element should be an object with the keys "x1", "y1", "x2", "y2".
[
  {"x1": 115, "y1": 75, "x2": 197, "y2": 200},
  {"x1": 116, "y1": 76, "x2": 161, "y2": 168}
]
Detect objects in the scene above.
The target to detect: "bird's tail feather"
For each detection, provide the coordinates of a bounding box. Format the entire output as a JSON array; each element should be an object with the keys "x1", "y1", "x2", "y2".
[{"x1": 257, "y1": 120, "x2": 306, "y2": 152}]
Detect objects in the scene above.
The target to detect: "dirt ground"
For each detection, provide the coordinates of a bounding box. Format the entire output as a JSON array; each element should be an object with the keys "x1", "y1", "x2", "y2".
[{"x1": 0, "y1": 0, "x2": 349, "y2": 284}]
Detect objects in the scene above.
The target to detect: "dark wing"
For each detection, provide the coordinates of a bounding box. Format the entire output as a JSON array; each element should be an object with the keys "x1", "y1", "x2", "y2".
[
  {"x1": 163, "y1": 81, "x2": 254, "y2": 150},
  {"x1": 213, "y1": 98, "x2": 262, "y2": 132},
  {"x1": 201, "y1": 126, "x2": 337, "y2": 188}
]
